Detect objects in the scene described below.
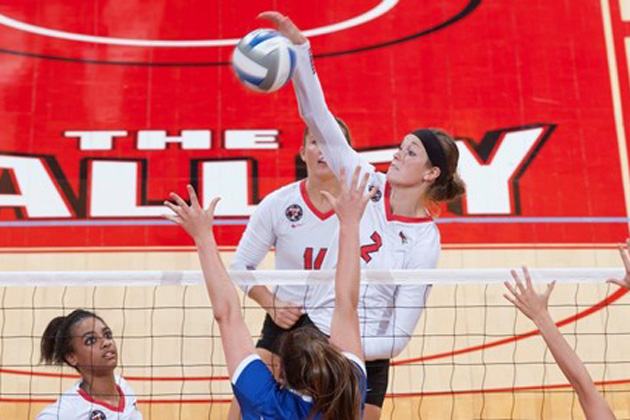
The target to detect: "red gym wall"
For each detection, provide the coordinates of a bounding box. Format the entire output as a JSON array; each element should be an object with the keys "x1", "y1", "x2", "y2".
[{"x1": 0, "y1": 0, "x2": 629, "y2": 249}]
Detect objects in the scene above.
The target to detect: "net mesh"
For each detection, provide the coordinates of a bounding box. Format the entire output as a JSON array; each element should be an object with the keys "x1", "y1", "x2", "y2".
[{"x1": 0, "y1": 268, "x2": 629, "y2": 419}]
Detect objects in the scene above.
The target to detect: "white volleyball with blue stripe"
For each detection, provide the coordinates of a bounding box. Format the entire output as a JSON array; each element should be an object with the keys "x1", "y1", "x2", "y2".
[{"x1": 232, "y1": 29, "x2": 297, "y2": 92}]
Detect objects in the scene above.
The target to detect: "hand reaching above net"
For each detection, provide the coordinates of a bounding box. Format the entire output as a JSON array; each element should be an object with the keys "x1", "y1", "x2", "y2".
[
  {"x1": 504, "y1": 268, "x2": 616, "y2": 420},
  {"x1": 503, "y1": 267, "x2": 555, "y2": 324},
  {"x1": 163, "y1": 185, "x2": 220, "y2": 244},
  {"x1": 607, "y1": 238, "x2": 630, "y2": 290},
  {"x1": 320, "y1": 166, "x2": 377, "y2": 226}
]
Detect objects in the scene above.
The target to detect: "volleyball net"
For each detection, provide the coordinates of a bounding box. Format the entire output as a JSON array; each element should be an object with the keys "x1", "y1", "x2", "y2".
[{"x1": 0, "y1": 268, "x2": 629, "y2": 419}]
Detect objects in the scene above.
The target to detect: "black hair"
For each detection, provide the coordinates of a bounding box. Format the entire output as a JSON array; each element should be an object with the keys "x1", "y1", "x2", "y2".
[{"x1": 40, "y1": 309, "x2": 105, "y2": 367}]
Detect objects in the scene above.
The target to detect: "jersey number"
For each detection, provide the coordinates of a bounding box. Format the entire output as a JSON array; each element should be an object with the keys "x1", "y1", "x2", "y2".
[
  {"x1": 303, "y1": 248, "x2": 328, "y2": 270},
  {"x1": 360, "y1": 231, "x2": 383, "y2": 263}
]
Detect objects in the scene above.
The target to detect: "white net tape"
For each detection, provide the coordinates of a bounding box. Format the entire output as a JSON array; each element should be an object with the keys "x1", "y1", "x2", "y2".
[{"x1": 0, "y1": 268, "x2": 624, "y2": 287}]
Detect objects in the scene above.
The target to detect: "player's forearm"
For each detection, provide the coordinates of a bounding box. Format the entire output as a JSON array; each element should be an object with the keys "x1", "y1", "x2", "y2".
[
  {"x1": 293, "y1": 42, "x2": 329, "y2": 125},
  {"x1": 195, "y1": 235, "x2": 243, "y2": 326},
  {"x1": 246, "y1": 286, "x2": 275, "y2": 310},
  {"x1": 534, "y1": 311, "x2": 598, "y2": 398},
  {"x1": 335, "y1": 223, "x2": 360, "y2": 310},
  {"x1": 293, "y1": 43, "x2": 364, "y2": 180},
  {"x1": 362, "y1": 286, "x2": 428, "y2": 359},
  {"x1": 329, "y1": 222, "x2": 362, "y2": 355},
  {"x1": 195, "y1": 235, "x2": 256, "y2": 375}
]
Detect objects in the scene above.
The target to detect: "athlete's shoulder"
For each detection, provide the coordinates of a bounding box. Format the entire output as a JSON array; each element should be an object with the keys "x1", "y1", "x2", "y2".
[
  {"x1": 247, "y1": 181, "x2": 301, "y2": 222},
  {"x1": 37, "y1": 384, "x2": 83, "y2": 419},
  {"x1": 116, "y1": 375, "x2": 136, "y2": 398},
  {"x1": 261, "y1": 180, "x2": 302, "y2": 203}
]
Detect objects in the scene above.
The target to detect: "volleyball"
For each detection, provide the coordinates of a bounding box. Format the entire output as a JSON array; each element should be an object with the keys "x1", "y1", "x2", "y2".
[{"x1": 232, "y1": 29, "x2": 297, "y2": 92}]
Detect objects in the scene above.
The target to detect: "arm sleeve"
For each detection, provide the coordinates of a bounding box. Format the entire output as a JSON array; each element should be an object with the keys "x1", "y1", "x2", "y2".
[
  {"x1": 231, "y1": 193, "x2": 277, "y2": 292},
  {"x1": 292, "y1": 42, "x2": 374, "y2": 183},
  {"x1": 362, "y1": 229, "x2": 441, "y2": 360}
]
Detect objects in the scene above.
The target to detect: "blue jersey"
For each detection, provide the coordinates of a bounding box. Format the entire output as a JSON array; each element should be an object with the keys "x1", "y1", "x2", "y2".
[{"x1": 232, "y1": 353, "x2": 367, "y2": 419}]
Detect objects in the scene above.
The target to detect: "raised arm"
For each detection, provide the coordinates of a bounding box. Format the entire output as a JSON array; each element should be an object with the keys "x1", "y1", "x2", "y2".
[
  {"x1": 504, "y1": 268, "x2": 615, "y2": 420},
  {"x1": 607, "y1": 238, "x2": 630, "y2": 290},
  {"x1": 259, "y1": 11, "x2": 373, "y2": 183},
  {"x1": 164, "y1": 186, "x2": 255, "y2": 377},
  {"x1": 321, "y1": 167, "x2": 377, "y2": 359}
]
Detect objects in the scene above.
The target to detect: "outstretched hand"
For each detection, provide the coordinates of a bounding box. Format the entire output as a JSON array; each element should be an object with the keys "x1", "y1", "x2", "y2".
[
  {"x1": 163, "y1": 185, "x2": 220, "y2": 242},
  {"x1": 258, "y1": 11, "x2": 307, "y2": 44},
  {"x1": 320, "y1": 166, "x2": 376, "y2": 225},
  {"x1": 504, "y1": 267, "x2": 556, "y2": 323},
  {"x1": 607, "y1": 238, "x2": 630, "y2": 290}
]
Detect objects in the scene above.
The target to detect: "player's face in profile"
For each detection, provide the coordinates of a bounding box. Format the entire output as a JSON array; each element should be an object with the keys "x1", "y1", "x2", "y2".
[
  {"x1": 301, "y1": 134, "x2": 335, "y2": 179},
  {"x1": 66, "y1": 317, "x2": 118, "y2": 374},
  {"x1": 386, "y1": 134, "x2": 434, "y2": 187}
]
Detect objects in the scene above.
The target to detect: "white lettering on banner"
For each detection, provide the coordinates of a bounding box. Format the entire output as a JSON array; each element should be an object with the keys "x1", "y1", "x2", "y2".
[
  {"x1": 457, "y1": 127, "x2": 545, "y2": 215},
  {"x1": 65, "y1": 131, "x2": 127, "y2": 150},
  {"x1": 0, "y1": 125, "x2": 551, "y2": 220},
  {"x1": 0, "y1": 156, "x2": 71, "y2": 217},
  {"x1": 137, "y1": 130, "x2": 211, "y2": 150},
  {"x1": 200, "y1": 160, "x2": 256, "y2": 216},
  {"x1": 224, "y1": 130, "x2": 279, "y2": 149},
  {"x1": 90, "y1": 161, "x2": 166, "y2": 217}
]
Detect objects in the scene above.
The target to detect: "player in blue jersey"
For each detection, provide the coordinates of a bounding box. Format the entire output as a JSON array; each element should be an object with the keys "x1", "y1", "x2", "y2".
[
  {"x1": 504, "y1": 240, "x2": 630, "y2": 420},
  {"x1": 164, "y1": 166, "x2": 374, "y2": 419}
]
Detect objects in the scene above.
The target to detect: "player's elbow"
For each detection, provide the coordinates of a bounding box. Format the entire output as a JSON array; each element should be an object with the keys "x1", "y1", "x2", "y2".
[
  {"x1": 299, "y1": 109, "x2": 316, "y2": 126},
  {"x1": 212, "y1": 302, "x2": 240, "y2": 326},
  {"x1": 335, "y1": 294, "x2": 358, "y2": 313},
  {"x1": 334, "y1": 301, "x2": 358, "y2": 322},
  {"x1": 383, "y1": 336, "x2": 411, "y2": 359},
  {"x1": 389, "y1": 340, "x2": 408, "y2": 359},
  {"x1": 299, "y1": 105, "x2": 330, "y2": 126}
]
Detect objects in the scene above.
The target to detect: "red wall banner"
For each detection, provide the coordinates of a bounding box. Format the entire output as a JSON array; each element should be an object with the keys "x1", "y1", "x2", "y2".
[{"x1": 0, "y1": 0, "x2": 628, "y2": 249}]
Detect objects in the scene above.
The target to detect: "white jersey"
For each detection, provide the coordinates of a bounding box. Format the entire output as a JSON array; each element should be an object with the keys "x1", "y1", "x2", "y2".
[
  {"x1": 293, "y1": 41, "x2": 441, "y2": 360},
  {"x1": 231, "y1": 180, "x2": 339, "y2": 305},
  {"x1": 37, "y1": 376, "x2": 142, "y2": 420}
]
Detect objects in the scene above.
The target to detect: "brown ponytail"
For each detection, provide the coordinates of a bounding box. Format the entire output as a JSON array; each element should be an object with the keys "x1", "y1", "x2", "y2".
[
  {"x1": 425, "y1": 128, "x2": 466, "y2": 203},
  {"x1": 279, "y1": 328, "x2": 363, "y2": 420}
]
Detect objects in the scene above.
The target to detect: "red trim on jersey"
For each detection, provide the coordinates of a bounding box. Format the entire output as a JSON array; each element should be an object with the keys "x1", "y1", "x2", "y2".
[
  {"x1": 360, "y1": 231, "x2": 383, "y2": 263},
  {"x1": 299, "y1": 180, "x2": 334, "y2": 220},
  {"x1": 384, "y1": 182, "x2": 433, "y2": 223},
  {"x1": 77, "y1": 384, "x2": 126, "y2": 413}
]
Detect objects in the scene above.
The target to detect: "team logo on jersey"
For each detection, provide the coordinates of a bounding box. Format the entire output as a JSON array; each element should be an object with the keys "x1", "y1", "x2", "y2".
[
  {"x1": 368, "y1": 185, "x2": 382, "y2": 202},
  {"x1": 285, "y1": 204, "x2": 303, "y2": 222},
  {"x1": 90, "y1": 410, "x2": 107, "y2": 420},
  {"x1": 399, "y1": 231, "x2": 409, "y2": 244}
]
